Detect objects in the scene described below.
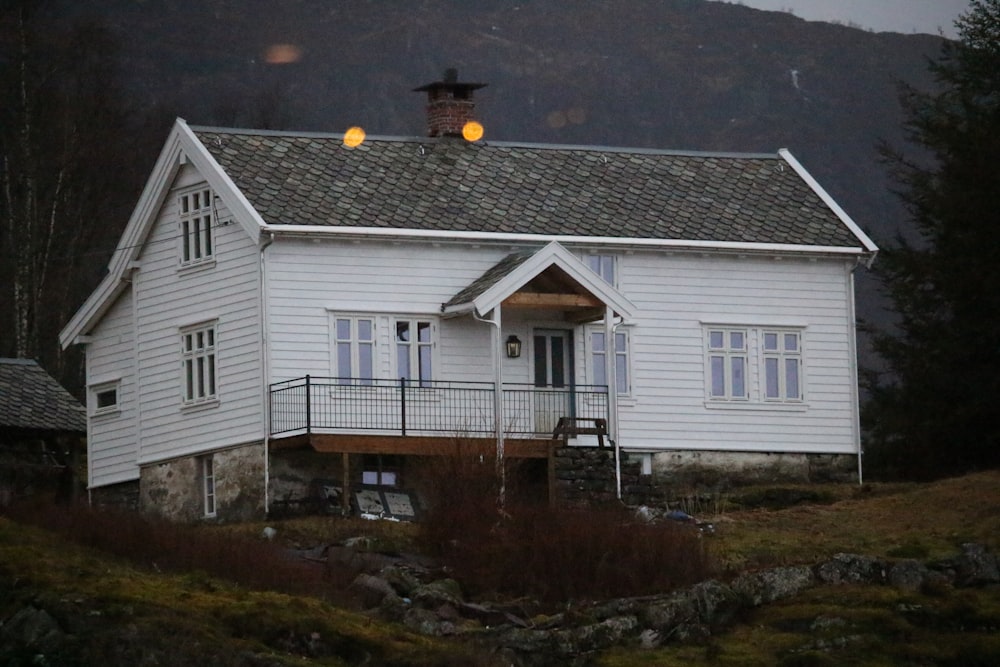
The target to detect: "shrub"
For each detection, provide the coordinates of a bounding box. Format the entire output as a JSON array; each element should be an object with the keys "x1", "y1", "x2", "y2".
[
  {"x1": 5, "y1": 502, "x2": 335, "y2": 599},
  {"x1": 416, "y1": 454, "x2": 715, "y2": 603}
]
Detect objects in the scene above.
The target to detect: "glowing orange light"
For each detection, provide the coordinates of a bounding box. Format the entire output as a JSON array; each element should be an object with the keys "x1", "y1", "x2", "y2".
[
  {"x1": 264, "y1": 43, "x2": 303, "y2": 64},
  {"x1": 343, "y1": 126, "x2": 366, "y2": 147},
  {"x1": 462, "y1": 120, "x2": 484, "y2": 142}
]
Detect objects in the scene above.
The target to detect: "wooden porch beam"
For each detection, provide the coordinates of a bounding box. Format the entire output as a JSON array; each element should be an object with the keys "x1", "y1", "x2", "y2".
[
  {"x1": 276, "y1": 433, "x2": 553, "y2": 459},
  {"x1": 502, "y1": 292, "x2": 602, "y2": 308}
]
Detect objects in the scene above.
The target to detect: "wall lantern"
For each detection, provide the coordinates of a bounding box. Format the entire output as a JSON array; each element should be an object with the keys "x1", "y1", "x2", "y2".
[{"x1": 505, "y1": 335, "x2": 522, "y2": 359}]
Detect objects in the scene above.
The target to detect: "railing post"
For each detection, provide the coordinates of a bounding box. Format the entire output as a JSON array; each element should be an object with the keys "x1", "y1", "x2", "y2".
[
  {"x1": 305, "y1": 374, "x2": 312, "y2": 435},
  {"x1": 399, "y1": 377, "x2": 407, "y2": 436}
]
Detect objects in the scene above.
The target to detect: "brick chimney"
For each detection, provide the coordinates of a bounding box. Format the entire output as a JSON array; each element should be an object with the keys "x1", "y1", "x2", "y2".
[{"x1": 413, "y1": 68, "x2": 487, "y2": 138}]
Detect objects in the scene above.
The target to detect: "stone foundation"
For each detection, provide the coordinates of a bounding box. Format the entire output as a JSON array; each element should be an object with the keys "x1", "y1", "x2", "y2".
[
  {"x1": 89, "y1": 480, "x2": 140, "y2": 512},
  {"x1": 139, "y1": 442, "x2": 265, "y2": 522},
  {"x1": 555, "y1": 447, "x2": 860, "y2": 508}
]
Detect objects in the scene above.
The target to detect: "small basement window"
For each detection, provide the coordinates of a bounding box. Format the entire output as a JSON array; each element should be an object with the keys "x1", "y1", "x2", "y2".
[{"x1": 90, "y1": 381, "x2": 120, "y2": 416}]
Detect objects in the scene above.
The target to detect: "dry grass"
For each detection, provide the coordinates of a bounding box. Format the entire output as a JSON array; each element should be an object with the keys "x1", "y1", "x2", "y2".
[{"x1": 710, "y1": 470, "x2": 1000, "y2": 571}]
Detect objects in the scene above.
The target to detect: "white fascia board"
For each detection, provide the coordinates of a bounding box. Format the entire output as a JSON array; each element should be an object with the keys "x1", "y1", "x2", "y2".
[
  {"x1": 262, "y1": 223, "x2": 873, "y2": 259},
  {"x1": 176, "y1": 120, "x2": 268, "y2": 240},
  {"x1": 472, "y1": 241, "x2": 637, "y2": 320},
  {"x1": 778, "y1": 148, "x2": 880, "y2": 264},
  {"x1": 60, "y1": 119, "x2": 268, "y2": 348}
]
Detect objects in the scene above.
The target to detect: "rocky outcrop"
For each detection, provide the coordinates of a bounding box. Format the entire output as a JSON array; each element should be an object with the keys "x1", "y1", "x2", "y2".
[{"x1": 340, "y1": 543, "x2": 999, "y2": 665}]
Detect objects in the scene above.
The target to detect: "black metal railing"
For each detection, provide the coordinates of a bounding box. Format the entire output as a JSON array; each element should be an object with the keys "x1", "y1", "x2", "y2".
[{"x1": 269, "y1": 376, "x2": 609, "y2": 439}]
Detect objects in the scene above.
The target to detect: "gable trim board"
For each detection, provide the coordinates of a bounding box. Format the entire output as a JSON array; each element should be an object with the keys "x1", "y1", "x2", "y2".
[{"x1": 442, "y1": 241, "x2": 637, "y2": 320}]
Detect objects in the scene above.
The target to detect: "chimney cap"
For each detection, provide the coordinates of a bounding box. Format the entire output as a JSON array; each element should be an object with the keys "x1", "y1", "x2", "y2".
[{"x1": 413, "y1": 68, "x2": 487, "y2": 96}]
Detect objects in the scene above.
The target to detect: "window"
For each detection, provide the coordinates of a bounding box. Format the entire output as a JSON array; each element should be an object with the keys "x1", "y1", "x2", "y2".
[
  {"x1": 707, "y1": 329, "x2": 748, "y2": 400},
  {"x1": 181, "y1": 323, "x2": 217, "y2": 404},
  {"x1": 362, "y1": 454, "x2": 400, "y2": 487},
  {"x1": 591, "y1": 329, "x2": 630, "y2": 395},
  {"x1": 90, "y1": 381, "x2": 120, "y2": 416},
  {"x1": 201, "y1": 455, "x2": 216, "y2": 517},
  {"x1": 586, "y1": 254, "x2": 615, "y2": 284},
  {"x1": 178, "y1": 187, "x2": 214, "y2": 267},
  {"x1": 763, "y1": 330, "x2": 802, "y2": 401},
  {"x1": 334, "y1": 316, "x2": 375, "y2": 385},
  {"x1": 395, "y1": 319, "x2": 434, "y2": 386}
]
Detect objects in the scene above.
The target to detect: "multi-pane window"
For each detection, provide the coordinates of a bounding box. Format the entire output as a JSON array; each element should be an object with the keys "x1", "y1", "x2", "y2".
[
  {"x1": 763, "y1": 331, "x2": 802, "y2": 401},
  {"x1": 591, "y1": 330, "x2": 630, "y2": 395},
  {"x1": 707, "y1": 329, "x2": 748, "y2": 400},
  {"x1": 586, "y1": 254, "x2": 615, "y2": 284},
  {"x1": 181, "y1": 323, "x2": 217, "y2": 404},
  {"x1": 334, "y1": 316, "x2": 375, "y2": 385},
  {"x1": 179, "y1": 187, "x2": 214, "y2": 266},
  {"x1": 202, "y1": 455, "x2": 216, "y2": 517},
  {"x1": 395, "y1": 319, "x2": 433, "y2": 386}
]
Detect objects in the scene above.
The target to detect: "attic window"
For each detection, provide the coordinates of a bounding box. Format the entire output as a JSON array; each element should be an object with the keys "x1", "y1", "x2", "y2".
[{"x1": 178, "y1": 186, "x2": 215, "y2": 268}]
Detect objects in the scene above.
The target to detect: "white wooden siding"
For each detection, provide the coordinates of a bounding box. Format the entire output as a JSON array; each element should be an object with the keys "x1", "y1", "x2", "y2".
[
  {"x1": 131, "y1": 164, "x2": 264, "y2": 464},
  {"x1": 86, "y1": 288, "x2": 138, "y2": 487},
  {"x1": 265, "y1": 237, "x2": 861, "y2": 455}
]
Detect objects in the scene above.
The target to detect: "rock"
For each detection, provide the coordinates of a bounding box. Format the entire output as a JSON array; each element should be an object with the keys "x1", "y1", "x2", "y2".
[
  {"x1": 641, "y1": 590, "x2": 698, "y2": 633},
  {"x1": 412, "y1": 578, "x2": 464, "y2": 608},
  {"x1": 565, "y1": 615, "x2": 639, "y2": 653},
  {"x1": 888, "y1": 559, "x2": 931, "y2": 592},
  {"x1": 954, "y1": 543, "x2": 1000, "y2": 587},
  {"x1": 348, "y1": 573, "x2": 399, "y2": 609},
  {"x1": 261, "y1": 526, "x2": 277, "y2": 540},
  {"x1": 402, "y1": 607, "x2": 456, "y2": 636},
  {"x1": 380, "y1": 564, "x2": 422, "y2": 597},
  {"x1": 0, "y1": 606, "x2": 67, "y2": 654},
  {"x1": 731, "y1": 565, "x2": 815, "y2": 606},
  {"x1": 688, "y1": 579, "x2": 741, "y2": 627},
  {"x1": 815, "y1": 553, "x2": 887, "y2": 585}
]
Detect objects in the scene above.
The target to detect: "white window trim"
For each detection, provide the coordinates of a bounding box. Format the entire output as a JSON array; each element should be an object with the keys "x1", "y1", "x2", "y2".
[
  {"x1": 706, "y1": 327, "x2": 750, "y2": 402},
  {"x1": 584, "y1": 253, "x2": 616, "y2": 286},
  {"x1": 177, "y1": 185, "x2": 216, "y2": 270},
  {"x1": 181, "y1": 321, "x2": 219, "y2": 407},
  {"x1": 392, "y1": 317, "x2": 437, "y2": 387},
  {"x1": 89, "y1": 379, "x2": 121, "y2": 417},
  {"x1": 702, "y1": 324, "x2": 809, "y2": 409},
  {"x1": 762, "y1": 329, "x2": 804, "y2": 403},
  {"x1": 331, "y1": 314, "x2": 377, "y2": 385},
  {"x1": 587, "y1": 325, "x2": 632, "y2": 398},
  {"x1": 202, "y1": 455, "x2": 217, "y2": 518}
]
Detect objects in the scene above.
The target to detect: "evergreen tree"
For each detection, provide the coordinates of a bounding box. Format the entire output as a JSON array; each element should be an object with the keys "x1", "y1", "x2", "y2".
[{"x1": 864, "y1": 0, "x2": 1000, "y2": 479}]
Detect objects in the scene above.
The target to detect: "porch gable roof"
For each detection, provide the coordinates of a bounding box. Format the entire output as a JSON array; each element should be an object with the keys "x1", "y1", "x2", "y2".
[{"x1": 442, "y1": 241, "x2": 636, "y2": 320}]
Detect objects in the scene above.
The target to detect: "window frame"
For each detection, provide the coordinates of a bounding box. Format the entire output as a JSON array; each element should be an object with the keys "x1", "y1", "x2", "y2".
[
  {"x1": 201, "y1": 455, "x2": 217, "y2": 518},
  {"x1": 589, "y1": 327, "x2": 631, "y2": 397},
  {"x1": 332, "y1": 315, "x2": 376, "y2": 385},
  {"x1": 585, "y1": 253, "x2": 616, "y2": 285},
  {"x1": 89, "y1": 380, "x2": 121, "y2": 417},
  {"x1": 706, "y1": 328, "x2": 750, "y2": 401},
  {"x1": 393, "y1": 318, "x2": 436, "y2": 387},
  {"x1": 762, "y1": 329, "x2": 804, "y2": 402},
  {"x1": 181, "y1": 321, "x2": 218, "y2": 406},
  {"x1": 178, "y1": 186, "x2": 215, "y2": 269}
]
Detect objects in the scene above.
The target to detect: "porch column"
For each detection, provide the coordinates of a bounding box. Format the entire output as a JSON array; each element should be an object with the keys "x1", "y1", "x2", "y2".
[
  {"x1": 492, "y1": 306, "x2": 506, "y2": 506},
  {"x1": 604, "y1": 305, "x2": 622, "y2": 499}
]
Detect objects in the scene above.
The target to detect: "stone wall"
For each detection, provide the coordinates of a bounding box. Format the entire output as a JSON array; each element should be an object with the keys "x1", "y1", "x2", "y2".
[
  {"x1": 89, "y1": 480, "x2": 140, "y2": 512},
  {"x1": 555, "y1": 446, "x2": 860, "y2": 508},
  {"x1": 139, "y1": 442, "x2": 265, "y2": 522}
]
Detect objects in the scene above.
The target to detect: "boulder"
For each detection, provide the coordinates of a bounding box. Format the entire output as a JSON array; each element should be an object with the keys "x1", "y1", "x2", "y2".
[
  {"x1": 731, "y1": 565, "x2": 815, "y2": 606},
  {"x1": 953, "y1": 543, "x2": 1000, "y2": 587},
  {"x1": 815, "y1": 553, "x2": 887, "y2": 585}
]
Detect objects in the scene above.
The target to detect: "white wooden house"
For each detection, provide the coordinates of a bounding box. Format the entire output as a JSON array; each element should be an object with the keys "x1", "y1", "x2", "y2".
[{"x1": 60, "y1": 72, "x2": 877, "y2": 520}]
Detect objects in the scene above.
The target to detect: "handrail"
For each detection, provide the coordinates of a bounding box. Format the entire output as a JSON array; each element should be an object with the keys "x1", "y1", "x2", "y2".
[{"x1": 268, "y1": 376, "x2": 610, "y2": 439}]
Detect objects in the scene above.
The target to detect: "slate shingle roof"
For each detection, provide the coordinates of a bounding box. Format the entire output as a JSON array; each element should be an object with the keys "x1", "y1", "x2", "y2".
[
  {"x1": 0, "y1": 358, "x2": 86, "y2": 433},
  {"x1": 193, "y1": 128, "x2": 863, "y2": 248},
  {"x1": 444, "y1": 249, "x2": 536, "y2": 309}
]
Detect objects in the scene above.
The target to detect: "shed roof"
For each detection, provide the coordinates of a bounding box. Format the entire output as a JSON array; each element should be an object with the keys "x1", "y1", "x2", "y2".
[
  {"x1": 192, "y1": 127, "x2": 869, "y2": 249},
  {"x1": 0, "y1": 359, "x2": 86, "y2": 434}
]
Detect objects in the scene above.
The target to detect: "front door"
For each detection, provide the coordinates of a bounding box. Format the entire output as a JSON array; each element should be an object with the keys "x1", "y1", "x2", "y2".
[{"x1": 533, "y1": 329, "x2": 573, "y2": 434}]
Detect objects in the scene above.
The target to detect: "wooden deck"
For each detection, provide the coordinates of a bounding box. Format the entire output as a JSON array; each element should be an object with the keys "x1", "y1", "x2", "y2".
[{"x1": 269, "y1": 432, "x2": 553, "y2": 458}]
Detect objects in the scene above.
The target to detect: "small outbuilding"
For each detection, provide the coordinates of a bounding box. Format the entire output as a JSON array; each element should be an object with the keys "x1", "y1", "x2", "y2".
[{"x1": 0, "y1": 358, "x2": 86, "y2": 504}]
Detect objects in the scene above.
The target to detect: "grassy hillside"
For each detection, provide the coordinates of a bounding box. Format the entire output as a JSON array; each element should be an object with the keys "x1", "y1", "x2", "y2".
[{"x1": 3, "y1": 471, "x2": 999, "y2": 665}]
